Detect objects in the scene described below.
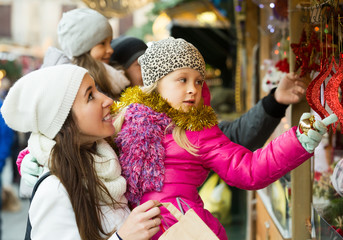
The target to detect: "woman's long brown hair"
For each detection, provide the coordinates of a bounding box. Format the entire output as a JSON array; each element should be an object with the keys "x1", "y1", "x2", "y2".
[
  {"x1": 73, "y1": 54, "x2": 120, "y2": 99},
  {"x1": 50, "y1": 113, "x2": 119, "y2": 240}
]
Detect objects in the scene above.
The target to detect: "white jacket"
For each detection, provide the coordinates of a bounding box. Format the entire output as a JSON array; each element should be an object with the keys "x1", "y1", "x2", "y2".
[{"x1": 29, "y1": 175, "x2": 130, "y2": 240}]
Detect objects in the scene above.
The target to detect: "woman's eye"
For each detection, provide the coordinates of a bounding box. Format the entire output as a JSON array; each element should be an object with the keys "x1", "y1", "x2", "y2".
[
  {"x1": 88, "y1": 93, "x2": 94, "y2": 101},
  {"x1": 179, "y1": 78, "x2": 186, "y2": 83}
]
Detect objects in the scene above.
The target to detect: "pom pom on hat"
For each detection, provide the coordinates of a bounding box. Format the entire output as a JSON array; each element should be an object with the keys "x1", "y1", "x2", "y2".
[
  {"x1": 110, "y1": 36, "x2": 147, "y2": 69},
  {"x1": 58, "y1": 8, "x2": 112, "y2": 59},
  {"x1": 1, "y1": 64, "x2": 87, "y2": 139},
  {"x1": 138, "y1": 37, "x2": 206, "y2": 86}
]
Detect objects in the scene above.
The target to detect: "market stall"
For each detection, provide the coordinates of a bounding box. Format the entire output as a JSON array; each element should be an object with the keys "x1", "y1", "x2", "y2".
[{"x1": 250, "y1": 0, "x2": 343, "y2": 239}]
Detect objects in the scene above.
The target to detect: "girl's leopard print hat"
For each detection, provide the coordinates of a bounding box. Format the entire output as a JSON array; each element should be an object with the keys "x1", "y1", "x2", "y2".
[{"x1": 138, "y1": 37, "x2": 206, "y2": 86}]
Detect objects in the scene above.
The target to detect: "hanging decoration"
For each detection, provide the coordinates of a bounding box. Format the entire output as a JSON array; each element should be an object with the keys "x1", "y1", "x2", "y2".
[
  {"x1": 290, "y1": 28, "x2": 320, "y2": 78},
  {"x1": 291, "y1": 0, "x2": 342, "y2": 132},
  {"x1": 307, "y1": 57, "x2": 334, "y2": 121},
  {"x1": 306, "y1": 18, "x2": 336, "y2": 123},
  {"x1": 324, "y1": 14, "x2": 343, "y2": 133},
  {"x1": 261, "y1": 58, "x2": 289, "y2": 93},
  {"x1": 81, "y1": 0, "x2": 155, "y2": 18},
  {"x1": 325, "y1": 54, "x2": 343, "y2": 132},
  {"x1": 307, "y1": 23, "x2": 337, "y2": 124}
]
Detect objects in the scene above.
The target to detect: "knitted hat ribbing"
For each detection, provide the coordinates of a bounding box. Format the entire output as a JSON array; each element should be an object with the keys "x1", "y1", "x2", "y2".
[
  {"x1": 110, "y1": 36, "x2": 147, "y2": 69},
  {"x1": 58, "y1": 8, "x2": 112, "y2": 59},
  {"x1": 138, "y1": 37, "x2": 206, "y2": 86},
  {"x1": 1, "y1": 64, "x2": 87, "y2": 139}
]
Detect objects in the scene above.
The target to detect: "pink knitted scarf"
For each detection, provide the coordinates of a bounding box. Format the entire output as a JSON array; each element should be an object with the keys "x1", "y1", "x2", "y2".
[{"x1": 115, "y1": 103, "x2": 171, "y2": 205}]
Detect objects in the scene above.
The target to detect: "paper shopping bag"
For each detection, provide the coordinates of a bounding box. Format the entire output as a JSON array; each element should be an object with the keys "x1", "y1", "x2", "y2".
[{"x1": 158, "y1": 198, "x2": 219, "y2": 240}]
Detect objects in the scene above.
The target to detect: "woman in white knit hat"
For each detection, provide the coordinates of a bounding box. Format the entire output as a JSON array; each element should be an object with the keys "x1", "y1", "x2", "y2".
[
  {"x1": 15, "y1": 8, "x2": 131, "y2": 189},
  {"x1": 1, "y1": 64, "x2": 161, "y2": 240},
  {"x1": 42, "y1": 7, "x2": 130, "y2": 100}
]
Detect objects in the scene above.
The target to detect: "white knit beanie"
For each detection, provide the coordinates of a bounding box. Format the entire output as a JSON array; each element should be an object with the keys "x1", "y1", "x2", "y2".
[
  {"x1": 58, "y1": 8, "x2": 113, "y2": 59},
  {"x1": 1, "y1": 64, "x2": 87, "y2": 139}
]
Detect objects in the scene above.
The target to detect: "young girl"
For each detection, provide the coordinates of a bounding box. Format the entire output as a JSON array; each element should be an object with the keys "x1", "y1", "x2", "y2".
[
  {"x1": 1, "y1": 64, "x2": 161, "y2": 240},
  {"x1": 112, "y1": 37, "x2": 336, "y2": 240},
  {"x1": 42, "y1": 8, "x2": 130, "y2": 99}
]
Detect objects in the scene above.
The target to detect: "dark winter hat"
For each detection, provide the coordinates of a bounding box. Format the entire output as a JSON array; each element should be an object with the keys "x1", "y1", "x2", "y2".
[
  {"x1": 110, "y1": 36, "x2": 147, "y2": 69},
  {"x1": 138, "y1": 37, "x2": 206, "y2": 86}
]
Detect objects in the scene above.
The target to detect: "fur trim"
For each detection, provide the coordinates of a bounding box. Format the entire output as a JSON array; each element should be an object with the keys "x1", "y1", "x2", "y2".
[{"x1": 115, "y1": 103, "x2": 171, "y2": 204}]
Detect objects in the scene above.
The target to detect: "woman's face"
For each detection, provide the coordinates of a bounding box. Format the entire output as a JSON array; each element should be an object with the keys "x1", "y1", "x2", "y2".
[
  {"x1": 126, "y1": 59, "x2": 143, "y2": 86},
  {"x1": 72, "y1": 73, "x2": 115, "y2": 144},
  {"x1": 157, "y1": 68, "x2": 203, "y2": 112},
  {"x1": 90, "y1": 36, "x2": 113, "y2": 64}
]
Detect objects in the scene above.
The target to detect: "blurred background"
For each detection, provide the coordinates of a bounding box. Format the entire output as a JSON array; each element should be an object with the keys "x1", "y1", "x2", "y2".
[
  {"x1": 0, "y1": 1, "x2": 245, "y2": 239},
  {"x1": 3, "y1": 1, "x2": 339, "y2": 240}
]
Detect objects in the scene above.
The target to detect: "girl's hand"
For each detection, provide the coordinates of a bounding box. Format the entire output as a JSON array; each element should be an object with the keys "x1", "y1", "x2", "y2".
[
  {"x1": 21, "y1": 153, "x2": 43, "y2": 187},
  {"x1": 296, "y1": 113, "x2": 337, "y2": 153},
  {"x1": 117, "y1": 200, "x2": 161, "y2": 240}
]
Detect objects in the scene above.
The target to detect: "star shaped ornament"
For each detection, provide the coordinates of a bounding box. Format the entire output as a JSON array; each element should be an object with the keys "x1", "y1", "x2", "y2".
[{"x1": 291, "y1": 29, "x2": 320, "y2": 77}]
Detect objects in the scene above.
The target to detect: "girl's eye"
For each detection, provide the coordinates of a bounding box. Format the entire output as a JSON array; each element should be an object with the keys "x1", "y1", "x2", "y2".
[
  {"x1": 179, "y1": 78, "x2": 186, "y2": 83},
  {"x1": 196, "y1": 80, "x2": 204, "y2": 86}
]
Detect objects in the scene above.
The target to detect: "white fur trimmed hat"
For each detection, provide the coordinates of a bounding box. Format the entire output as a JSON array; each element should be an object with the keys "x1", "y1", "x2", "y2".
[
  {"x1": 1, "y1": 64, "x2": 87, "y2": 139},
  {"x1": 58, "y1": 8, "x2": 112, "y2": 59},
  {"x1": 138, "y1": 37, "x2": 206, "y2": 86}
]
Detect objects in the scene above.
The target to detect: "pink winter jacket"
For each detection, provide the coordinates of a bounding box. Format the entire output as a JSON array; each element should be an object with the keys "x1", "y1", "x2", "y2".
[
  {"x1": 144, "y1": 125, "x2": 310, "y2": 240},
  {"x1": 115, "y1": 95, "x2": 313, "y2": 239}
]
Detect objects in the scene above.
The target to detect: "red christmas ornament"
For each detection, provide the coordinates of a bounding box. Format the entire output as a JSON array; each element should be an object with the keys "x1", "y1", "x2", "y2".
[
  {"x1": 291, "y1": 29, "x2": 320, "y2": 77},
  {"x1": 275, "y1": 58, "x2": 289, "y2": 73},
  {"x1": 307, "y1": 57, "x2": 336, "y2": 121},
  {"x1": 325, "y1": 54, "x2": 343, "y2": 133}
]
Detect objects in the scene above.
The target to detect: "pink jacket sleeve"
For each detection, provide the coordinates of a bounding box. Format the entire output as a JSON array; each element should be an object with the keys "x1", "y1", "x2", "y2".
[
  {"x1": 198, "y1": 126, "x2": 313, "y2": 190},
  {"x1": 16, "y1": 147, "x2": 29, "y2": 175}
]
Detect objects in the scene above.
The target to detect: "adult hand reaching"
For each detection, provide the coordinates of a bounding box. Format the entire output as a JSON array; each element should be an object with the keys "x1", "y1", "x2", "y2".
[{"x1": 274, "y1": 72, "x2": 309, "y2": 105}]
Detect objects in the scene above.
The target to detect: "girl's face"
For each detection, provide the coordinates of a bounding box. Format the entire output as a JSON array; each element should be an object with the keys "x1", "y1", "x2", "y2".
[
  {"x1": 90, "y1": 36, "x2": 113, "y2": 64},
  {"x1": 126, "y1": 59, "x2": 143, "y2": 86},
  {"x1": 157, "y1": 68, "x2": 203, "y2": 112},
  {"x1": 72, "y1": 73, "x2": 115, "y2": 144}
]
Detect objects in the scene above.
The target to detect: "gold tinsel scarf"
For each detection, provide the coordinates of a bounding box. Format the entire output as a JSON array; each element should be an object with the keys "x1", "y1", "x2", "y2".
[{"x1": 111, "y1": 86, "x2": 218, "y2": 131}]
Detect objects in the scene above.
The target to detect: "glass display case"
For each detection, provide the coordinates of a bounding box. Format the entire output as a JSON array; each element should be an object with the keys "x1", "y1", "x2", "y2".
[
  {"x1": 313, "y1": 208, "x2": 343, "y2": 240},
  {"x1": 257, "y1": 176, "x2": 292, "y2": 239}
]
